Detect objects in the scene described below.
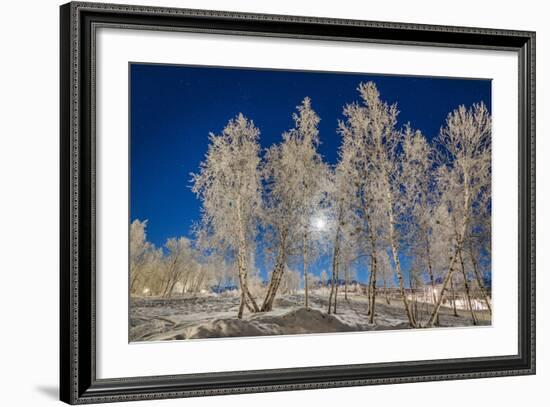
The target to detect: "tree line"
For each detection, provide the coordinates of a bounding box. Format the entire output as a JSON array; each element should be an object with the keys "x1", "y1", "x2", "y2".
[{"x1": 131, "y1": 81, "x2": 492, "y2": 327}]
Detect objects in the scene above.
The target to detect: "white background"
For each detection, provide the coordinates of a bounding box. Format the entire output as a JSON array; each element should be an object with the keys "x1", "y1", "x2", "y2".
[
  {"x1": 0, "y1": 0, "x2": 546, "y2": 406},
  {"x1": 97, "y1": 28, "x2": 518, "y2": 378}
]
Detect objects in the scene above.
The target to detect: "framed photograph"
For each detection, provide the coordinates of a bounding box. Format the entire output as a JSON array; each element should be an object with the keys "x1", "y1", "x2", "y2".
[{"x1": 60, "y1": 1, "x2": 535, "y2": 404}]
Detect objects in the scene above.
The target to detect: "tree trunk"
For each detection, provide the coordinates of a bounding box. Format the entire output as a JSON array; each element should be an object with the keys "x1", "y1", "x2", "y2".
[
  {"x1": 235, "y1": 198, "x2": 258, "y2": 317},
  {"x1": 364, "y1": 210, "x2": 378, "y2": 324},
  {"x1": 262, "y1": 263, "x2": 285, "y2": 311},
  {"x1": 194, "y1": 270, "x2": 206, "y2": 294},
  {"x1": 427, "y1": 168, "x2": 472, "y2": 327},
  {"x1": 162, "y1": 279, "x2": 172, "y2": 298},
  {"x1": 165, "y1": 278, "x2": 179, "y2": 298},
  {"x1": 328, "y1": 242, "x2": 338, "y2": 314},
  {"x1": 163, "y1": 248, "x2": 185, "y2": 298},
  {"x1": 303, "y1": 231, "x2": 309, "y2": 309},
  {"x1": 389, "y1": 239, "x2": 416, "y2": 326},
  {"x1": 130, "y1": 268, "x2": 140, "y2": 294},
  {"x1": 458, "y1": 247, "x2": 478, "y2": 325},
  {"x1": 385, "y1": 186, "x2": 416, "y2": 328},
  {"x1": 468, "y1": 241, "x2": 492, "y2": 314},
  {"x1": 236, "y1": 250, "x2": 259, "y2": 316},
  {"x1": 409, "y1": 273, "x2": 418, "y2": 323},
  {"x1": 244, "y1": 282, "x2": 259, "y2": 312},
  {"x1": 159, "y1": 277, "x2": 169, "y2": 298},
  {"x1": 328, "y1": 276, "x2": 334, "y2": 314},
  {"x1": 427, "y1": 250, "x2": 459, "y2": 326},
  {"x1": 344, "y1": 266, "x2": 348, "y2": 300},
  {"x1": 237, "y1": 290, "x2": 245, "y2": 319},
  {"x1": 368, "y1": 251, "x2": 378, "y2": 324},
  {"x1": 261, "y1": 233, "x2": 287, "y2": 312},
  {"x1": 328, "y1": 221, "x2": 341, "y2": 314},
  {"x1": 243, "y1": 294, "x2": 255, "y2": 313},
  {"x1": 383, "y1": 275, "x2": 390, "y2": 304},
  {"x1": 450, "y1": 273, "x2": 459, "y2": 317},
  {"x1": 426, "y1": 242, "x2": 436, "y2": 303},
  {"x1": 236, "y1": 264, "x2": 247, "y2": 319},
  {"x1": 425, "y1": 234, "x2": 439, "y2": 325},
  {"x1": 366, "y1": 263, "x2": 373, "y2": 314},
  {"x1": 333, "y1": 261, "x2": 340, "y2": 314}
]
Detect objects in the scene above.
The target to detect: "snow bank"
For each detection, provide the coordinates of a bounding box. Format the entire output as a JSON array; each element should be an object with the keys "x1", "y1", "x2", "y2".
[{"x1": 162, "y1": 308, "x2": 355, "y2": 340}]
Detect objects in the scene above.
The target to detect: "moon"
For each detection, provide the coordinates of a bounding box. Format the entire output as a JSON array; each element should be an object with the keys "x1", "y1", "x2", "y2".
[{"x1": 313, "y1": 215, "x2": 327, "y2": 231}]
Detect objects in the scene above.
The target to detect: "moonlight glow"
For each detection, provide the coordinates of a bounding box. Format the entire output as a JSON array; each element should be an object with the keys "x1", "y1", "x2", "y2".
[{"x1": 312, "y1": 215, "x2": 328, "y2": 231}]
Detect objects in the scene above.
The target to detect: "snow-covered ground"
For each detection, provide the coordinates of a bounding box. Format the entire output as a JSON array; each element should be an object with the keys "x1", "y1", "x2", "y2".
[{"x1": 129, "y1": 292, "x2": 490, "y2": 342}]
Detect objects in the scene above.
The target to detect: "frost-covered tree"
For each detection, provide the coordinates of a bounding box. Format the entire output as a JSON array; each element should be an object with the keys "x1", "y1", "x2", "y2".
[
  {"x1": 130, "y1": 219, "x2": 152, "y2": 293},
  {"x1": 400, "y1": 127, "x2": 437, "y2": 323},
  {"x1": 191, "y1": 114, "x2": 263, "y2": 318},
  {"x1": 466, "y1": 208, "x2": 492, "y2": 314},
  {"x1": 162, "y1": 237, "x2": 204, "y2": 297},
  {"x1": 325, "y1": 159, "x2": 360, "y2": 314},
  {"x1": 259, "y1": 139, "x2": 299, "y2": 311},
  {"x1": 162, "y1": 237, "x2": 195, "y2": 298},
  {"x1": 429, "y1": 198, "x2": 458, "y2": 315},
  {"x1": 261, "y1": 98, "x2": 328, "y2": 310},
  {"x1": 129, "y1": 219, "x2": 165, "y2": 296},
  {"x1": 278, "y1": 267, "x2": 301, "y2": 295},
  {"x1": 337, "y1": 100, "x2": 379, "y2": 320},
  {"x1": 339, "y1": 82, "x2": 418, "y2": 326},
  {"x1": 210, "y1": 256, "x2": 236, "y2": 292},
  {"x1": 427, "y1": 102, "x2": 491, "y2": 326}
]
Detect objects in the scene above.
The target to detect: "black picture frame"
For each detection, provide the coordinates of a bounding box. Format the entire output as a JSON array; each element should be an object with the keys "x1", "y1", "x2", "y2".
[{"x1": 60, "y1": 2, "x2": 536, "y2": 404}]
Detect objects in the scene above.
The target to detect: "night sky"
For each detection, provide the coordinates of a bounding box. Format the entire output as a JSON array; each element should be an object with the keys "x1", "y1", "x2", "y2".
[{"x1": 130, "y1": 63, "x2": 491, "y2": 281}]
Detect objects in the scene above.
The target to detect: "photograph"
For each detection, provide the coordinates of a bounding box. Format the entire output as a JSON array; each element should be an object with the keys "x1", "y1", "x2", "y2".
[
  {"x1": 129, "y1": 64, "x2": 493, "y2": 342},
  {"x1": 56, "y1": 2, "x2": 536, "y2": 403}
]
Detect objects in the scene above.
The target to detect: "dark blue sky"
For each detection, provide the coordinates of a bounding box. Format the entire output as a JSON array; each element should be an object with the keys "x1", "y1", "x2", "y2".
[{"x1": 130, "y1": 63, "x2": 491, "y2": 281}]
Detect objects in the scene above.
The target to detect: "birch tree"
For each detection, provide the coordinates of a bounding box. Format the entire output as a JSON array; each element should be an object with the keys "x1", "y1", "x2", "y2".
[
  {"x1": 161, "y1": 237, "x2": 195, "y2": 298},
  {"x1": 260, "y1": 134, "x2": 299, "y2": 311},
  {"x1": 326, "y1": 159, "x2": 359, "y2": 314},
  {"x1": 278, "y1": 267, "x2": 301, "y2": 295},
  {"x1": 337, "y1": 96, "x2": 384, "y2": 323},
  {"x1": 261, "y1": 97, "x2": 328, "y2": 310},
  {"x1": 427, "y1": 102, "x2": 491, "y2": 326},
  {"x1": 339, "y1": 82, "x2": 417, "y2": 327},
  {"x1": 401, "y1": 127, "x2": 437, "y2": 324},
  {"x1": 129, "y1": 219, "x2": 164, "y2": 296},
  {"x1": 326, "y1": 164, "x2": 347, "y2": 314},
  {"x1": 191, "y1": 114, "x2": 263, "y2": 318},
  {"x1": 465, "y1": 154, "x2": 492, "y2": 314},
  {"x1": 130, "y1": 219, "x2": 152, "y2": 294}
]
